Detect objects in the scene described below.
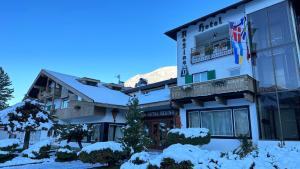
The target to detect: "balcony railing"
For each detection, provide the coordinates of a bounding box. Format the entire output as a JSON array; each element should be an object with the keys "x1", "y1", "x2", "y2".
[
  {"x1": 171, "y1": 75, "x2": 255, "y2": 100},
  {"x1": 55, "y1": 100, "x2": 96, "y2": 119},
  {"x1": 191, "y1": 39, "x2": 233, "y2": 64}
]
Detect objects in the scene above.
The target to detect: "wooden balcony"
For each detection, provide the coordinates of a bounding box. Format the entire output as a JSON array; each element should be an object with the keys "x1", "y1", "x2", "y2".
[
  {"x1": 171, "y1": 75, "x2": 256, "y2": 106},
  {"x1": 54, "y1": 100, "x2": 104, "y2": 120}
]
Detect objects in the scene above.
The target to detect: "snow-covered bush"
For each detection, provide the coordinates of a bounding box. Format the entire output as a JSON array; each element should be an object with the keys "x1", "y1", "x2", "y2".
[
  {"x1": 234, "y1": 135, "x2": 257, "y2": 158},
  {"x1": 0, "y1": 139, "x2": 20, "y2": 152},
  {"x1": 166, "y1": 128, "x2": 210, "y2": 146},
  {"x1": 55, "y1": 145, "x2": 77, "y2": 162},
  {"x1": 22, "y1": 140, "x2": 51, "y2": 159},
  {"x1": 78, "y1": 141, "x2": 126, "y2": 166},
  {"x1": 0, "y1": 151, "x2": 17, "y2": 163},
  {"x1": 130, "y1": 151, "x2": 151, "y2": 165}
]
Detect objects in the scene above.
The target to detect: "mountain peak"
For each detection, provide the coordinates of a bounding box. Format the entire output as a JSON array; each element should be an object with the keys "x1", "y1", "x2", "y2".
[{"x1": 124, "y1": 66, "x2": 177, "y2": 88}]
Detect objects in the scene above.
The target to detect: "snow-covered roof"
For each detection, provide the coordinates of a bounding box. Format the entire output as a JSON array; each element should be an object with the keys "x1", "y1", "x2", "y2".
[
  {"x1": 43, "y1": 70, "x2": 130, "y2": 106},
  {"x1": 135, "y1": 88, "x2": 170, "y2": 105}
]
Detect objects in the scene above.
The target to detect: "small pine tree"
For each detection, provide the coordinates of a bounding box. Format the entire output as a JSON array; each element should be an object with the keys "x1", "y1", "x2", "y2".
[
  {"x1": 0, "y1": 67, "x2": 14, "y2": 110},
  {"x1": 121, "y1": 97, "x2": 151, "y2": 154},
  {"x1": 53, "y1": 124, "x2": 92, "y2": 149},
  {"x1": 0, "y1": 99, "x2": 55, "y2": 149}
]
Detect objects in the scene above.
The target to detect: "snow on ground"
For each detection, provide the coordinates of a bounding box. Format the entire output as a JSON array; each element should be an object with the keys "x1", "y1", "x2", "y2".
[
  {"x1": 22, "y1": 140, "x2": 52, "y2": 158},
  {"x1": 121, "y1": 143, "x2": 300, "y2": 169},
  {"x1": 0, "y1": 157, "x2": 103, "y2": 169},
  {"x1": 0, "y1": 156, "x2": 50, "y2": 168},
  {"x1": 79, "y1": 141, "x2": 123, "y2": 154},
  {"x1": 168, "y1": 128, "x2": 209, "y2": 138},
  {"x1": 0, "y1": 139, "x2": 20, "y2": 149}
]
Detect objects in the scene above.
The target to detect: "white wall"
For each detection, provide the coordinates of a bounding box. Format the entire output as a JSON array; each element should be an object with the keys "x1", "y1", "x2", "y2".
[
  {"x1": 175, "y1": 0, "x2": 288, "y2": 151},
  {"x1": 176, "y1": 0, "x2": 287, "y2": 87}
]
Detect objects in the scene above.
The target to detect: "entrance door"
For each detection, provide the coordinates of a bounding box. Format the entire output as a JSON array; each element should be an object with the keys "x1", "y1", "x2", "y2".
[{"x1": 146, "y1": 118, "x2": 174, "y2": 149}]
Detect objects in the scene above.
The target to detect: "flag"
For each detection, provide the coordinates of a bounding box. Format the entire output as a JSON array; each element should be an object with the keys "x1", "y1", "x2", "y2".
[{"x1": 230, "y1": 17, "x2": 249, "y2": 64}]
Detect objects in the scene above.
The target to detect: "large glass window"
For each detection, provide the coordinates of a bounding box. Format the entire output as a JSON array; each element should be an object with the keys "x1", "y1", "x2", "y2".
[
  {"x1": 234, "y1": 108, "x2": 250, "y2": 137},
  {"x1": 188, "y1": 108, "x2": 250, "y2": 137},
  {"x1": 250, "y1": 1, "x2": 300, "y2": 141},
  {"x1": 108, "y1": 124, "x2": 124, "y2": 141},
  {"x1": 202, "y1": 110, "x2": 233, "y2": 136}
]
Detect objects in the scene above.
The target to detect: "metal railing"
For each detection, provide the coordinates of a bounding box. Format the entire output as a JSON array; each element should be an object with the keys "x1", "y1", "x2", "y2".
[{"x1": 191, "y1": 39, "x2": 233, "y2": 64}]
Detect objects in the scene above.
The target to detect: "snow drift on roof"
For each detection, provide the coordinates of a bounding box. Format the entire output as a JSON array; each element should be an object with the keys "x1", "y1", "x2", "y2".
[
  {"x1": 135, "y1": 88, "x2": 170, "y2": 105},
  {"x1": 44, "y1": 70, "x2": 130, "y2": 106}
]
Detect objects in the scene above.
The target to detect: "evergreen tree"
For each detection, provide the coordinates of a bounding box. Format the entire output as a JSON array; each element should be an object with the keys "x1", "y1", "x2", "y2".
[
  {"x1": 121, "y1": 97, "x2": 151, "y2": 154},
  {"x1": 0, "y1": 67, "x2": 14, "y2": 110},
  {"x1": 0, "y1": 99, "x2": 55, "y2": 149},
  {"x1": 53, "y1": 124, "x2": 92, "y2": 149}
]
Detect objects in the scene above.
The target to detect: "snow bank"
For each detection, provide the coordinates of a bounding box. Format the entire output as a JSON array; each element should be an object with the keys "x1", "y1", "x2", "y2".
[
  {"x1": 0, "y1": 139, "x2": 20, "y2": 149},
  {"x1": 22, "y1": 140, "x2": 52, "y2": 158},
  {"x1": 168, "y1": 128, "x2": 209, "y2": 138},
  {"x1": 121, "y1": 144, "x2": 300, "y2": 169},
  {"x1": 79, "y1": 141, "x2": 123, "y2": 154}
]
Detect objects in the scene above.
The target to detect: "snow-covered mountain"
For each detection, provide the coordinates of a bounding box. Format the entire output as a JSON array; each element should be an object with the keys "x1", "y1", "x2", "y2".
[{"x1": 124, "y1": 66, "x2": 177, "y2": 88}]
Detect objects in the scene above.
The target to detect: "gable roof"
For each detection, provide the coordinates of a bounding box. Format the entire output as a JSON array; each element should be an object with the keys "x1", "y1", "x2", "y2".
[
  {"x1": 29, "y1": 69, "x2": 130, "y2": 107},
  {"x1": 165, "y1": 0, "x2": 253, "y2": 40}
]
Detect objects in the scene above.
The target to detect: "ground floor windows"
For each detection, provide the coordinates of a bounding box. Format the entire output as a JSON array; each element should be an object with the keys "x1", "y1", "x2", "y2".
[
  {"x1": 187, "y1": 107, "x2": 250, "y2": 137},
  {"x1": 258, "y1": 91, "x2": 300, "y2": 140},
  {"x1": 108, "y1": 124, "x2": 123, "y2": 141}
]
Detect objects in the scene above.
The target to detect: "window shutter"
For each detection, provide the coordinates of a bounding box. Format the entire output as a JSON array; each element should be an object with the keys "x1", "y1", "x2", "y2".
[
  {"x1": 207, "y1": 70, "x2": 216, "y2": 80},
  {"x1": 185, "y1": 75, "x2": 193, "y2": 84}
]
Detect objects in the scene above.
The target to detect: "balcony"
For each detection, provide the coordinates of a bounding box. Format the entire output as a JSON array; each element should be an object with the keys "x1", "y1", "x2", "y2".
[
  {"x1": 171, "y1": 75, "x2": 256, "y2": 106},
  {"x1": 191, "y1": 39, "x2": 233, "y2": 64},
  {"x1": 54, "y1": 100, "x2": 99, "y2": 120}
]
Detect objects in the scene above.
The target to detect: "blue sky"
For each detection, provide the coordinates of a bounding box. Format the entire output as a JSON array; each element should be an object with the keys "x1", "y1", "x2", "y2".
[{"x1": 0, "y1": 0, "x2": 239, "y2": 105}]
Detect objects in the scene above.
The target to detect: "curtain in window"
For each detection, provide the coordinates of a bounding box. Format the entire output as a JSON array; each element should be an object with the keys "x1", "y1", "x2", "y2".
[
  {"x1": 234, "y1": 109, "x2": 250, "y2": 136},
  {"x1": 188, "y1": 111, "x2": 201, "y2": 128},
  {"x1": 201, "y1": 110, "x2": 233, "y2": 136}
]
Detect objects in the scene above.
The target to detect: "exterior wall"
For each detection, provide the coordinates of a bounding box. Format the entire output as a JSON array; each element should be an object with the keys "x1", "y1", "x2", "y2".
[
  {"x1": 174, "y1": 0, "x2": 291, "y2": 151},
  {"x1": 176, "y1": 0, "x2": 286, "y2": 87}
]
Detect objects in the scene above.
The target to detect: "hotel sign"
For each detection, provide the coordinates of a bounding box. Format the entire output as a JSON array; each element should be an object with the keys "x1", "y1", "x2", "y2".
[
  {"x1": 199, "y1": 17, "x2": 223, "y2": 32},
  {"x1": 145, "y1": 110, "x2": 175, "y2": 117}
]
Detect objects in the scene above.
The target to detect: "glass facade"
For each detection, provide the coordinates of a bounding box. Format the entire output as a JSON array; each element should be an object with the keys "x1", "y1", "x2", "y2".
[{"x1": 249, "y1": 1, "x2": 300, "y2": 140}]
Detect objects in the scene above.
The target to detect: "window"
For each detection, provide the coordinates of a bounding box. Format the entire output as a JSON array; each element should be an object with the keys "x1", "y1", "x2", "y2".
[
  {"x1": 193, "y1": 72, "x2": 208, "y2": 83},
  {"x1": 193, "y1": 70, "x2": 216, "y2": 83},
  {"x1": 188, "y1": 111, "x2": 201, "y2": 128},
  {"x1": 61, "y1": 99, "x2": 69, "y2": 109},
  {"x1": 234, "y1": 109, "x2": 250, "y2": 137},
  {"x1": 188, "y1": 107, "x2": 250, "y2": 137},
  {"x1": 201, "y1": 110, "x2": 233, "y2": 136},
  {"x1": 91, "y1": 124, "x2": 102, "y2": 142},
  {"x1": 249, "y1": 1, "x2": 300, "y2": 141},
  {"x1": 108, "y1": 124, "x2": 124, "y2": 141}
]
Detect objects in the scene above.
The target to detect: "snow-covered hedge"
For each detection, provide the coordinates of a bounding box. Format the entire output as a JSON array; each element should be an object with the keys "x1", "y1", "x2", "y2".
[
  {"x1": 78, "y1": 141, "x2": 126, "y2": 166},
  {"x1": 55, "y1": 145, "x2": 78, "y2": 162},
  {"x1": 0, "y1": 151, "x2": 17, "y2": 163},
  {"x1": 22, "y1": 140, "x2": 51, "y2": 159},
  {"x1": 0, "y1": 139, "x2": 20, "y2": 152},
  {"x1": 166, "y1": 128, "x2": 210, "y2": 146},
  {"x1": 121, "y1": 144, "x2": 300, "y2": 169}
]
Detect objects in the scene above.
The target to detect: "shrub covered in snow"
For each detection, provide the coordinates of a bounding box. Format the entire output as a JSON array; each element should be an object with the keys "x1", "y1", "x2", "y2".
[
  {"x1": 0, "y1": 139, "x2": 20, "y2": 152},
  {"x1": 78, "y1": 141, "x2": 126, "y2": 166},
  {"x1": 121, "y1": 143, "x2": 300, "y2": 169},
  {"x1": 0, "y1": 151, "x2": 17, "y2": 163},
  {"x1": 166, "y1": 128, "x2": 210, "y2": 146},
  {"x1": 55, "y1": 145, "x2": 77, "y2": 162},
  {"x1": 22, "y1": 140, "x2": 51, "y2": 159}
]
